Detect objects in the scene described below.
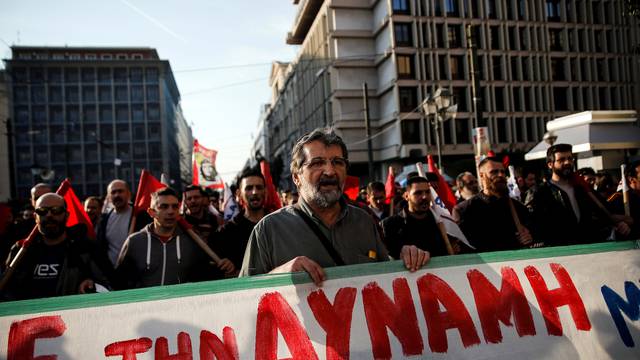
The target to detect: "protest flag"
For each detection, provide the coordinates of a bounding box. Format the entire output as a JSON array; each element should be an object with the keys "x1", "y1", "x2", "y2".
[
  {"x1": 58, "y1": 179, "x2": 96, "y2": 240},
  {"x1": 344, "y1": 176, "x2": 360, "y2": 201},
  {"x1": 133, "y1": 170, "x2": 166, "y2": 216},
  {"x1": 222, "y1": 183, "x2": 240, "y2": 222},
  {"x1": 384, "y1": 167, "x2": 395, "y2": 205},
  {"x1": 427, "y1": 155, "x2": 457, "y2": 212},
  {"x1": 192, "y1": 139, "x2": 224, "y2": 190},
  {"x1": 507, "y1": 165, "x2": 521, "y2": 200},
  {"x1": 260, "y1": 160, "x2": 283, "y2": 213}
]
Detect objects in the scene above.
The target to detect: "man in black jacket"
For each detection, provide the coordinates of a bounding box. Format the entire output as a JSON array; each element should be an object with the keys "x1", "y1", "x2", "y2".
[
  {"x1": 218, "y1": 170, "x2": 267, "y2": 270},
  {"x1": 2, "y1": 193, "x2": 106, "y2": 300},
  {"x1": 527, "y1": 144, "x2": 629, "y2": 245},
  {"x1": 454, "y1": 157, "x2": 533, "y2": 252},
  {"x1": 381, "y1": 176, "x2": 448, "y2": 258}
]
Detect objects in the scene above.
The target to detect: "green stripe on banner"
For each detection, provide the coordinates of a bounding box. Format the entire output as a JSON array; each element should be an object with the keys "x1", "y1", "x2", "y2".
[{"x1": 1, "y1": 240, "x2": 638, "y2": 317}]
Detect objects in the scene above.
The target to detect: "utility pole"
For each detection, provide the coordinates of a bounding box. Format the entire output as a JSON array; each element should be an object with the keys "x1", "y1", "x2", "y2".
[
  {"x1": 362, "y1": 82, "x2": 374, "y2": 181},
  {"x1": 466, "y1": 24, "x2": 484, "y2": 128}
]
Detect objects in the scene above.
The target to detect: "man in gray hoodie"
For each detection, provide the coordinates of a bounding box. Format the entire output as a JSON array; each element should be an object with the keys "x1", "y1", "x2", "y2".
[{"x1": 115, "y1": 187, "x2": 222, "y2": 289}]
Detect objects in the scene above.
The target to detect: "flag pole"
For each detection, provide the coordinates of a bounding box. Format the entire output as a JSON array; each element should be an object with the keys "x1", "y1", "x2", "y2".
[
  {"x1": 416, "y1": 162, "x2": 455, "y2": 255},
  {"x1": 621, "y1": 164, "x2": 631, "y2": 217}
]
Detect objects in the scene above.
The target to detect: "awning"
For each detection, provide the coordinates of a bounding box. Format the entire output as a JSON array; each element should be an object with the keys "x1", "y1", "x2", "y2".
[{"x1": 525, "y1": 111, "x2": 640, "y2": 160}]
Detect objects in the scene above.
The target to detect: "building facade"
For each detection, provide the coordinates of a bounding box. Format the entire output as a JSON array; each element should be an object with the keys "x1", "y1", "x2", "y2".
[
  {"x1": 0, "y1": 71, "x2": 11, "y2": 202},
  {"x1": 4, "y1": 46, "x2": 192, "y2": 199},
  {"x1": 262, "y1": 0, "x2": 640, "y2": 183}
]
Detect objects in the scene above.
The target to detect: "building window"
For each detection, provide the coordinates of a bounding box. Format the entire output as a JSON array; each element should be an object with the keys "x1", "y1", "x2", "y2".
[
  {"x1": 130, "y1": 67, "x2": 143, "y2": 83},
  {"x1": 450, "y1": 56, "x2": 465, "y2": 80},
  {"x1": 455, "y1": 118, "x2": 470, "y2": 144},
  {"x1": 145, "y1": 68, "x2": 159, "y2": 83},
  {"x1": 116, "y1": 53, "x2": 128, "y2": 60},
  {"x1": 14, "y1": 87, "x2": 29, "y2": 103},
  {"x1": 99, "y1": 106, "x2": 113, "y2": 122},
  {"x1": 116, "y1": 105, "x2": 129, "y2": 123},
  {"x1": 401, "y1": 120, "x2": 421, "y2": 144},
  {"x1": 99, "y1": 86, "x2": 112, "y2": 102},
  {"x1": 392, "y1": 0, "x2": 410, "y2": 14},
  {"x1": 494, "y1": 118, "x2": 507, "y2": 143},
  {"x1": 131, "y1": 105, "x2": 144, "y2": 122},
  {"x1": 31, "y1": 86, "x2": 46, "y2": 104},
  {"x1": 83, "y1": 86, "x2": 96, "y2": 102},
  {"x1": 445, "y1": 0, "x2": 459, "y2": 17},
  {"x1": 495, "y1": 87, "x2": 505, "y2": 111},
  {"x1": 101, "y1": 54, "x2": 113, "y2": 60},
  {"x1": 85, "y1": 54, "x2": 97, "y2": 60},
  {"x1": 492, "y1": 56, "x2": 503, "y2": 81},
  {"x1": 82, "y1": 68, "x2": 96, "y2": 82},
  {"x1": 64, "y1": 68, "x2": 79, "y2": 83},
  {"x1": 65, "y1": 86, "x2": 79, "y2": 103},
  {"x1": 398, "y1": 87, "x2": 418, "y2": 112},
  {"x1": 146, "y1": 85, "x2": 160, "y2": 102},
  {"x1": 453, "y1": 86, "x2": 468, "y2": 112},
  {"x1": 114, "y1": 68, "x2": 128, "y2": 83},
  {"x1": 131, "y1": 85, "x2": 144, "y2": 102},
  {"x1": 115, "y1": 86, "x2": 128, "y2": 102},
  {"x1": 132, "y1": 54, "x2": 143, "y2": 60},
  {"x1": 486, "y1": 0, "x2": 497, "y2": 19},
  {"x1": 50, "y1": 107, "x2": 63, "y2": 124},
  {"x1": 147, "y1": 104, "x2": 160, "y2": 121},
  {"x1": 490, "y1": 26, "x2": 500, "y2": 50},
  {"x1": 549, "y1": 29, "x2": 563, "y2": 51},
  {"x1": 83, "y1": 106, "x2": 97, "y2": 123},
  {"x1": 546, "y1": 0, "x2": 561, "y2": 21},
  {"x1": 397, "y1": 55, "x2": 415, "y2": 79},
  {"x1": 98, "y1": 68, "x2": 111, "y2": 83},
  {"x1": 48, "y1": 68, "x2": 63, "y2": 83},
  {"x1": 447, "y1": 25, "x2": 461, "y2": 48},
  {"x1": 551, "y1": 58, "x2": 566, "y2": 81},
  {"x1": 394, "y1": 23, "x2": 413, "y2": 47},
  {"x1": 554, "y1": 87, "x2": 569, "y2": 111}
]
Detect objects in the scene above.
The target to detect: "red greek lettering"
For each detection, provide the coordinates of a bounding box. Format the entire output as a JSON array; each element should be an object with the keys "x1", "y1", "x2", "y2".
[
  {"x1": 524, "y1": 264, "x2": 591, "y2": 336},
  {"x1": 8, "y1": 315, "x2": 66, "y2": 360},
  {"x1": 307, "y1": 287, "x2": 357, "y2": 360},
  {"x1": 417, "y1": 273, "x2": 481, "y2": 353},
  {"x1": 255, "y1": 292, "x2": 318, "y2": 360},
  {"x1": 467, "y1": 267, "x2": 535, "y2": 343}
]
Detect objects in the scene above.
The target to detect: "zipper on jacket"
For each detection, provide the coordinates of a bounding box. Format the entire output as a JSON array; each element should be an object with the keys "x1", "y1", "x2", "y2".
[{"x1": 161, "y1": 243, "x2": 167, "y2": 286}]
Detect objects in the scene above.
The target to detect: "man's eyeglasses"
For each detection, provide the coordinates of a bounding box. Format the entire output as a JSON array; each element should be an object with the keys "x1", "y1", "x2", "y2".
[
  {"x1": 303, "y1": 157, "x2": 349, "y2": 170},
  {"x1": 35, "y1": 206, "x2": 66, "y2": 216}
]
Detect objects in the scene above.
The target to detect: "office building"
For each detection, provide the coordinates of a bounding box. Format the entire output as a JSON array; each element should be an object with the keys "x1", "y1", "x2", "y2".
[
  {"x1": 3, "y1": 46, "x2": 192, "y2": 199},
  {"x1": 262, "y1": 0, "x2": 640, "y2": 182}
]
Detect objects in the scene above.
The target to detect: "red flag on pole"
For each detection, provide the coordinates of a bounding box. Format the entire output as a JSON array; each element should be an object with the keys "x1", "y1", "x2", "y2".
[
  {"x1": 427, "y1": 155, "x2": 457, "y2": 212},
  {"x1": 344, "y1": 175, "x2": 360, "y2": 201},
  {"x1": 260, "y1": 160, "x2": 282, "y2": 212},
  {"x1": 133, "y1": 169, "x2": 166, "y2": 215},
  {"x1": 58, "y1": 179, "x2": 96, "y2": 240},
  {"x1": 384, "y1": 168, "x2": 395, "y2": 205}
]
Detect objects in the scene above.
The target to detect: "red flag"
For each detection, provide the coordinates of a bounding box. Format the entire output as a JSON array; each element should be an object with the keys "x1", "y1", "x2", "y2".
[
  {"x1": 384, "y1": 169, "x2": 395, "y2": 204},
  {"x1": 344, "y1": 176, "x2": 360, "y2": 201},
  {"x1": 57, "y1": 179, "x2": 96, "y2": 240},
  {"x1": 260, "y1": 161, "x2": 283, "y2": 212},
  {"x1": 502, "y1": 155, "x2": 510, "y2": 168},
  {"x1": 427, "y1": 155, "x2": 457, "y2": 212},
  {"x1": 133, "y1": 169, "x2": 166, "y2": 215}
]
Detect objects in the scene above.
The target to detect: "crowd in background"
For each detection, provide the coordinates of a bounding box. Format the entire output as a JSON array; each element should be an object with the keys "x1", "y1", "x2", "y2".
[{"x1": 0, "y1": 128, "x2": 638, "y2": 301}]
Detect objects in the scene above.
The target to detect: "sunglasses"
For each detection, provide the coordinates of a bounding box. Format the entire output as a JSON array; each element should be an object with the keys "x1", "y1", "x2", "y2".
[{"x1": 35, "y1": 206, "x2": 66, "y2": 216}]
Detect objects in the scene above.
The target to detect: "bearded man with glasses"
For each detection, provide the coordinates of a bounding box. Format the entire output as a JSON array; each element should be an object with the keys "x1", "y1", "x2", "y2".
[
  {"x1": 2, "y1": 193, "x2": 105, "y2": 300},
  {"x1": 239, "y1": 128, "x2": 430, "y2": 286}
]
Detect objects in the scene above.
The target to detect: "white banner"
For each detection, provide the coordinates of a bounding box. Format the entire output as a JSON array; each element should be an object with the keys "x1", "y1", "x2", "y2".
[{"x1": 1, "y1": 242, "x2": 639, "y2": 359}]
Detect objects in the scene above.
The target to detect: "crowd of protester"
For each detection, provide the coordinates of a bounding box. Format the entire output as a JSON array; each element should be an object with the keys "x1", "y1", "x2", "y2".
[{"x1": 0, "y1": 128, "x2": 638, "y2": 301}]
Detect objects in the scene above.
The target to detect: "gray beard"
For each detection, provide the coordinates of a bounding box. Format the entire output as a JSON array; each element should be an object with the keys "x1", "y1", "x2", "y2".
[{"x1": 299, "y1": 180, "x2": 342, "y2": 208}]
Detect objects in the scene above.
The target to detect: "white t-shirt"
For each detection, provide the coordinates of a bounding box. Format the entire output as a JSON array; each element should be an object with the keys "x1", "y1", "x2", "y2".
[
  {"x1": 551, "y1": 179, "x2": 581, "y2": 222},
  {"x1": 106, "y1": 207, "x2": 132, "y2": 266}
]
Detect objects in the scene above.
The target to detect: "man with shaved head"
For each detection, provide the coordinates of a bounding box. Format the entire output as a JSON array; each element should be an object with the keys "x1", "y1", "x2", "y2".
[
  {"x1": 31, "y1": 183, "x2": 52, "y2": 208},
  {"x1": 2, "y1": 193, "x2": 103, "y2": 300},
  {"x1": 13, "y1": 183, "x2": 53, "y2": 242},
  {"x1": 97, "y1": 179, "x2": 133, "y2": 267}
]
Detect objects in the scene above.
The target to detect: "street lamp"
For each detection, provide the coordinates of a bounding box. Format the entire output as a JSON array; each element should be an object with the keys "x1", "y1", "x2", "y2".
[{"x1": 421, "y1": 87, "x2": 458, "y2": 172}]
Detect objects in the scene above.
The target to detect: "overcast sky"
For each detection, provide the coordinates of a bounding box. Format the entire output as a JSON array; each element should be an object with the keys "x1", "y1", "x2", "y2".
[{"x1": 0, "y1": 0, "x2": 299, "y2": 181}]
